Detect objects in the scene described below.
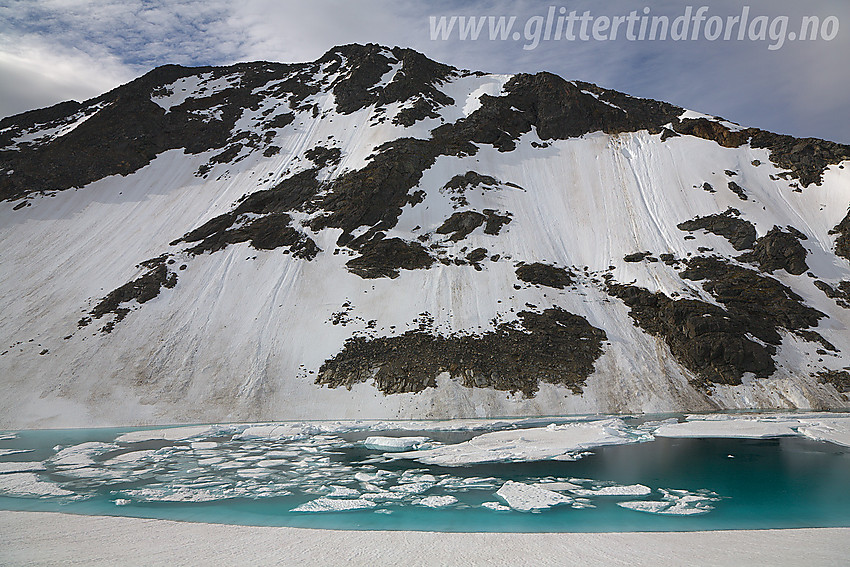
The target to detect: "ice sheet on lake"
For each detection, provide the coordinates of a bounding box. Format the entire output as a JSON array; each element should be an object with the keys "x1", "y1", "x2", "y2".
[
  {"x1": 364, "y1": 436, "x2": 430, "y2": 451},
  {"x1": 797, "y1": 417, "x2": 850, "y2": 448},
  {"x1": 495, "y1": 480, "x2": 572, "y2": 512},
  {"x1": 292, "y1": 497, "x2": 377, "y2": 512},
  {"x1": 651, "y1": 413, "x2": 850, "y2": 449},
  {"x1": 231, "y1": 418, "x2": 582, "y2": 441},
  {"x1": 391, "y1": 419, "x2": 651, "y2": 466},
  {"x1": 0, "y1": 472, "x2": 73, "y2": 497},
  {"x1": 655, "y1": 418, "x2": 798, "y2": 439},
  {"x1": 115, "y1": 426, "x2": 216, "y2": 443},
  {"x1": 0, "y1": 461, "x2": 45, "y2": 474}
]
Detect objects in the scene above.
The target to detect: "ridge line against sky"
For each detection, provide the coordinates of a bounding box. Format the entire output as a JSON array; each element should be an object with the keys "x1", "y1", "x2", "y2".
[{"x1": 0, "y1": 0, "x2": 848, "y2": 143}]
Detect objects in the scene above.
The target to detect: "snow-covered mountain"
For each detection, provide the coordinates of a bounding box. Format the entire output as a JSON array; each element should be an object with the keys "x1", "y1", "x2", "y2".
[{"x1": 2, "y1": 43, "x2": 849, "y2": 428}]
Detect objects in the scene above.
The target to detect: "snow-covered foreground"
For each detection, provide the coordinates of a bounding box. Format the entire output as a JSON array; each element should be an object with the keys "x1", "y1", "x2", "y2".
[{"x1": 1, "y1": 511, "x2": 847, "y2": 567}]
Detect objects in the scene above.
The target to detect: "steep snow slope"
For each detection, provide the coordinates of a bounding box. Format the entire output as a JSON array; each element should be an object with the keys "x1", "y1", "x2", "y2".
[{"x1": 0, "y1": 44, "x2": 849, "y2": 427}]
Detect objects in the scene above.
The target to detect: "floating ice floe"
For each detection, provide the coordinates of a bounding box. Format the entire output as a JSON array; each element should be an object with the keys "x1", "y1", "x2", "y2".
[
  {"x1": 236, "y1": 468, "x2": 273, "y2": 478},
  {"x1": 354, "y1": 470, "x2": 396, "y2": 484},
  {"x1": 50, "y1": 442, "x2": 117, "y2": 468},
  {"x1": 438, "y1": 476, "x2": 501, "y2": 490},
  {"x1": 481, "y1": 501, "x2": 510, "y2": 511},
  {"x1": 391, "y1": 419, "x2": 651, "y2": 466},
  {"x1": 119, "y1": 487, "x2": 225, "y2": 503},
  {"x1": 0, "y1": 472, "x2": 74, "y2": 497},
  {"x1": 292, "y1": 497, "x2": 377, "y2": 512},
  {"x1": 530, "y1": 481, "x2": 582, "y2": 492},
  {"x1": 389, "y1": 481, "x2": 434, "y2": 494},
  {"x1": 618, "y1": 488, "x2": 720, "y2": 516},
  {"x1": 102, "y1": 450, "x2": 157, "y2": 466},
  {"x1": 495, "y1": 480, "x2": 572, "y2": 512},
  {"x1": 617, "y1": 500, "x2": 672, "y2": 514},
  {"x1": 399, "y1": 471, "x2": 436, "y2": 484},
  {"x1": 236, "y1": 423, "x2": 327, "y2": 441},
  {"x1": 326, "y1": 485, "x2": 361, "y2": 499},
  {"x1": 364, "y1": 436, "x2": 430, "y2": 451},
  {"x1": 360, "y1": 490, "x2": 406, "y2": 502},
  {"x1": 571, "y1": 498, "x2": 596, "y2": 509},
  {"x1": 254, "y1": 459, "x2": 290, "y2": 468},
  {"x1": 571, "y1": 484, "x2": 652, "y2": 497},
  {"x1": 418, "y1": 495, "x2": 458, "y2": 508},
  {"x1": 0, "y1": 448, "x2": 33, "y2": 457}
]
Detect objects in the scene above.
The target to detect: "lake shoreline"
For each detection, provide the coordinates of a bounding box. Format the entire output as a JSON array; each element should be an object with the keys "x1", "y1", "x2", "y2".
[{"x1": 2, "y1": 510, "x2": 849, "y2": 566}]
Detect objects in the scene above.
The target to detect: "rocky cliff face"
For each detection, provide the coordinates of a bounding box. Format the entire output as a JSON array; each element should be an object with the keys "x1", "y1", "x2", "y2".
[{"x1": 1, "y1": 44, "x2": 849, "y2": 427}]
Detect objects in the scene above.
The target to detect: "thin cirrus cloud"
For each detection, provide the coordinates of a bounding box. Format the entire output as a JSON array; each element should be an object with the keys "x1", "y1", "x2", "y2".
[{"x1": 0, "y1": 0, "x2": 848, "y2": 144}]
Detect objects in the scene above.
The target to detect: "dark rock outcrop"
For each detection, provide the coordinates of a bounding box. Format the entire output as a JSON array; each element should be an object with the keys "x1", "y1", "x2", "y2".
[
  {"x1": 345, "y1": 238, "x2": 434, "y2": 279},
  {"x1": 677, "y1": 208, "x2": 756, "y2": 251},
  {"x1": 679, "y1": 257, "x2": 824, "y2": 344},
  {"x1": 515, "y1": 263, "x2": 573, "y2": 289},
  {"x1": 817, "y1": 370, "x2": 850, "y2": 392},
  {"x1": 672, "y1": 117, "x2": 850, "y2": 188},
  {"x1": 737, "y1": 226, "x2": 809, "y2": 275},
  {"x1": 431, "y1": 73, "x2": 682, "y2": 154},
  {"x1": 82, "y1": 255, "x2": 178, "y2": 333},
  {"x1": 814, "y1": 280, "x2": 850, "y2": 308},
  {"x1": 830, "y1": 209, "x2": 850, "y2": 261},
  {"x1": 436, "y1": 211, "x2": 486, "y2": 241},
  {"x1": 727, "y1": 181, "x2": 748, "y2": 201},
  {"x1": 609, "y1": 256, "x2": 828, "y2": 387},
  {"x1": 1, "y1": 63, "x2": 299, "y2": 201},
  {"x1": 323, "y1": 44, "x2": 456, "y2": 120},
  {"x1": 482, "y1": 210, "x2": 512, "y2": 235},
  {"x1": 316, "y1": 307, "x2": 607, "y2": 396},
  {"x1": 624, "y1": 251, "x2": 654, "y2": 262},
  {"x1": 608, "y1": 283, "x2": 776, "y2": 386}
]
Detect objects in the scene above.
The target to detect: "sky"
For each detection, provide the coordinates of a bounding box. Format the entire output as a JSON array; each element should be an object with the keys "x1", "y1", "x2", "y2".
[{"x1": 0, "y1": 0, "x2": 848, "y2": 143}]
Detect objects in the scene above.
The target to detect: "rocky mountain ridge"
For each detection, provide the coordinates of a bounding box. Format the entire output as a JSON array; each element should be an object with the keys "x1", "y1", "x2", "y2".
[{"x1": 1, "y1": 43, "x2": 849, "y2": 427}]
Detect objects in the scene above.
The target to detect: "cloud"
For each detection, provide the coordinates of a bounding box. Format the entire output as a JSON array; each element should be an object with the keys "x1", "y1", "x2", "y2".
[
  {"x1": 0, "y1": 38, "x2": 136, "y2": 117},
  {"x1": 1, "y1": 0, "x2": 848, "y2": 143}
]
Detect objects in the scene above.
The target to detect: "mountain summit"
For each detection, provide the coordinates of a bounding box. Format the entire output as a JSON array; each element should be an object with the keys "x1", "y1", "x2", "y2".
[{"x1": 1, "y1": 44, "x2": 849, "y2": 427}]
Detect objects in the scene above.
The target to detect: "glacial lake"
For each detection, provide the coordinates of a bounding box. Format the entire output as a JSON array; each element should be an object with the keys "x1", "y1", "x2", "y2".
[{"x1": 1, "y1": 414, "x2": 849, "y2": 532}]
